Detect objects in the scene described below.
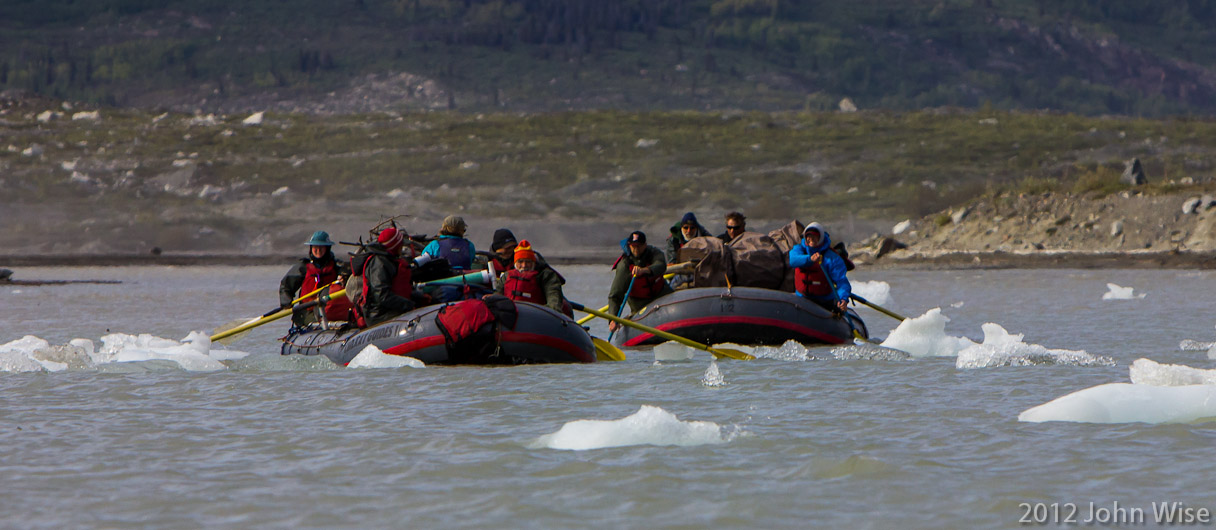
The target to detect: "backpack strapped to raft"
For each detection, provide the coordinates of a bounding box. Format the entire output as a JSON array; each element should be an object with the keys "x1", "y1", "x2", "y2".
[{"x1": 434, "y1": 295, "x2": 519, "y2": 363}]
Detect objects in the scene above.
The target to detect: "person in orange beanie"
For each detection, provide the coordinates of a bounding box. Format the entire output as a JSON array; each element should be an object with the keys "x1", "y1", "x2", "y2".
[{"x1": 496, "y1": 239, "x2": 571, "y2": 316}]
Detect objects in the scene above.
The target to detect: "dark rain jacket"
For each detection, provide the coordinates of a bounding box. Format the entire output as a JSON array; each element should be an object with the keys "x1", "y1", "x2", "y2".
[
  {"x1": 362, "y1": 244, "x2": 415, "y2": 326},
  {"x1": 665, "y1": 221, "x2": 712, "y2": 263}
]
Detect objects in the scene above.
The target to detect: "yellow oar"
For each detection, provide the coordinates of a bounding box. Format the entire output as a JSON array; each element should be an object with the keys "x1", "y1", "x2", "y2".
[
  {"x1": 592, "y1": 337, "x2": 626, "y2": 361},
  {"x1": 569, "y1": 302, "x2": 754, "y2": 361},
  {"x1": 212, "y1": 281, "x2": 343, "y2": 344},
  {"x1": 576, "y1": 305, "x2": 608, "y2": 325},
  {"x1": 211, "y1": 287, "x2": 347, "y2": 342},
  {"x1": 576, "y1": 272, "x2": 679, "y2": 325},
  {"x1": 850, "y1": 294, "x2": 907, "y2": 322}
]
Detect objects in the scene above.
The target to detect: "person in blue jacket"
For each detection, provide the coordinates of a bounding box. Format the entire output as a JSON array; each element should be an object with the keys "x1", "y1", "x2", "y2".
[
  {"x1": 420, "y1": 215, "x2": 477, "y2": 271},
  {"x1": 788, "y1": 222, "x2": 851, "y2": 313}
]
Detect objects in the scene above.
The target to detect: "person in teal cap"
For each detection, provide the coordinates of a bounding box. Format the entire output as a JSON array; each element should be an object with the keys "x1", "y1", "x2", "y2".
[{"x1": 279, "y1": 230, "x2": 352, "y2": 326}]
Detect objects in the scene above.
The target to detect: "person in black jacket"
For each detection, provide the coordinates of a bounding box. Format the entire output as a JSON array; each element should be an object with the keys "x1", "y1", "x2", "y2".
[
  {"x1": 356, "y1": 227, "x2": 416, "y2": 327},
  {"x1": 279, "y1": 230, "x2": 351, "y2": 326},
  {"x1": 716, "y1": 211, "x2": 747, "y2": 243}
]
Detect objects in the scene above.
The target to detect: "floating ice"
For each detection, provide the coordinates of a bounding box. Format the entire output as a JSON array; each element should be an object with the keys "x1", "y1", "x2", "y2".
[
  {"x1": 1102, "y1": 283, "x2": 1145, "y2": 300},
  {"x1": 0, "y1": 332, "x2": 253, "y2": 372},
  {"x1": 955, "y1": 323, "x2": 1112, "y2": 369},
  {"x1": 1018, "y1": 383, "x2": 1216, "y2": 424},
  {"x1": 1129, "y1": 358, "x2": 1216, "y2": 386},
  {"x1": 530, "y1": 405, "x2": 734, "y2": 450},
  {"x1": 347, "y1": 345, "x2": 425, "y2": 369},
  {"x1": 748, "y1": 340, "x2": 812, "y2": 361},
  {"x1": 832, "y1": 343, "x2": 911, "y2": 361},
  {"x1": 879, "y1": 308, "x2": 976, "y2": 357},
  {"x1": 701, "y1": 360, "x2": 726, "y2": 387},
  {"x1": 1179, "y1": 339, "x2": 1215, "y2": 351},
  {"x1": 852, "y1": 281, "x2": 891, "y2": 305},
  {"x1": 653, "y1": 341, "x2": 696, "y2": 361}
]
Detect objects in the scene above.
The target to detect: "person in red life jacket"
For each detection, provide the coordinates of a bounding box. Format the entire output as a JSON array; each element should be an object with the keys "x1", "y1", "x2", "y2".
[
  {"x1": 788, "y1": 222, "x2": 852, "y2": 313},
  {"x1": 279, "y1": 230, "x2": 353, "y2": 326},
  {"x1": 607, "y1": 231, "x2": 673, "y2": 333},
  {"x1": 488, "y1": 227, "x2": 518, "y2": 273},
  {"x1": 420, "y1": 215, "x2": 477, "y2": 271},
  {"x1": 358, "y1": 227, "x2": 417, "y2": 327},
  {"x1": 495, "y1": 240, "x2": 570, "y2": 315}
]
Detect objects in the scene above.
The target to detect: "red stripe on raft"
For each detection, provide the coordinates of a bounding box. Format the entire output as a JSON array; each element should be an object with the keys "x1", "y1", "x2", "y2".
[
  {"x1": 499, "y1": 330, "x2": 596, "y2": 363},
  {"x1": 383, "y1": 335, "x2": 446, "y2": 356},
  {"x1": 622, "y1": 316, "x2": 847, "y2": 347}
]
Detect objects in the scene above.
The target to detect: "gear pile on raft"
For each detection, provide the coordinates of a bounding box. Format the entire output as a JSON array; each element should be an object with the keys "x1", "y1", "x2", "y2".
[{"x1": 268, "y1": 211, "x2": 867, "y2": 366}]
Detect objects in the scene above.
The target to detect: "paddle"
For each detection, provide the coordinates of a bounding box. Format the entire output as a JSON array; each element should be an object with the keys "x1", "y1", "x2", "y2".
[
  {"x1": 576, "y1": 272, "x2": 679, "y2": 326},
  {"x1": 849, "y1": 294, "x2": 908, "y2": 322},
  {"x1": 568, "y1": 302, "x2": 754, "y2": 361},
  {"x1": 211, "y1": 287, "x2": 348, "y2": 342},
  {"x1": 212, "y1": 281, "x2": 342, "y2": 344},
  {"x1": 591, "y1": 337, "x2": 626, "y2": 361},
  {"x1": 606, "y1": 275, "x2": 636, "y2": 341}
]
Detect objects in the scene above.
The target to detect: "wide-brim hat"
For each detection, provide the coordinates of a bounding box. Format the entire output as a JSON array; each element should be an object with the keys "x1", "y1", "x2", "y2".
[{"x1": 305, "y1": 230, "x2": 334, "y2": 246}]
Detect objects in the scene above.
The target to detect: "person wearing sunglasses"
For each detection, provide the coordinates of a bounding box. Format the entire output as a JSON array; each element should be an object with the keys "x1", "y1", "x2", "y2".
[
  {"x1": 717, "y1": 211, "x2": 748, "y2": 243},
  {"x1": 664, "y1": 212, "x2": 711, "y2": 263}
]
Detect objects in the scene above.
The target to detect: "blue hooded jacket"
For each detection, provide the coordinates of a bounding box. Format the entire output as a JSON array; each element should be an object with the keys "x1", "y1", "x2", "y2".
[{"x1": 787, "y1": 222, "x2": 851, "y2": 303}]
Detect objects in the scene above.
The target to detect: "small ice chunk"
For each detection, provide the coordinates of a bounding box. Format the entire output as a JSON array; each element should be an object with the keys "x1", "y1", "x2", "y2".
[
  {"x1": 242, "y1": 111, "x2": 264, "y2": 125},
  {"x1": 530, "y1": 405, "x2": 732, "y2": 450},
  {"x1": 956, "y1": 323, "x2": 1113, "y2": 369},
  {"x1": 748, "y1": 340, "x2": 810, "y2": 361},
  {"x1": 879, "y1": 308, "x2": 976, "y2": 357},
  {"x1": 832, "y1": 343, "x2": 911, "y2": 361},
  {"x1": 1179, "y1": 339, "x2": 1215, "y2": 351},
  {"x1": 653, "y1": 341, "x2": 696, "y2": 361},
  {"x1": 851, "y1": 281, "x2": 891, "y2": 306},
  {"x1": 1129, "y1": 358, "x2": 1216, "y2": 386},
  {"x1": 1102, "y1": 283, "x2": 1145, "y2": 300},
  {"x1": 348, "y1": 345, "x2": 425, "y2": 368}
]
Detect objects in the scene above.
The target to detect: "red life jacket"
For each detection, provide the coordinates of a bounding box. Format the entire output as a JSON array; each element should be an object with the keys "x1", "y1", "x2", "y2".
[
  {"x1": 355, "y1": 254, "x2": 413, "y2": 327},
  {"x1": 629, "y1": 274, "x2": 667, "y2": 299},
  {"x1": 794, "y1": 263, "x2": 832, "y2": 297},
  {"x1": 301, "y1": 260, "x2": 354, "y2": 322},
  {"x1": 504, "y1": 269, "x2": 546, "y2": 304}
]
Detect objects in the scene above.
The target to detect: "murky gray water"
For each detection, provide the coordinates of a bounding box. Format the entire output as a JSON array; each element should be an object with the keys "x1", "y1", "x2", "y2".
[{"x1": 2, "y1": 266, "x2": 1215, "y2": 528}]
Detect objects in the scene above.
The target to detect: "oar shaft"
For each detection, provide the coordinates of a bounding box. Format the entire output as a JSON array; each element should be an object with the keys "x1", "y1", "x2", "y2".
[
  {"x1": 850, "y1": 294, "x2": 907, "y2": 321},
  {"x1": 569, "y1": 302, "x2": 752, "y2": 360},
  {"x1": 211, "y1": 288, "x2": 347, "y2": 342}
]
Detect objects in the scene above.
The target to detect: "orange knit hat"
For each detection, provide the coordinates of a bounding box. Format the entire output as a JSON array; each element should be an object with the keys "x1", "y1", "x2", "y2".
[{"x1": 513, "y1": 240, "x2": 537, "y2": 262}]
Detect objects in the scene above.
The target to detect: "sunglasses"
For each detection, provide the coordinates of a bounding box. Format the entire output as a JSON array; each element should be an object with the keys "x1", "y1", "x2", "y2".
[{"x1": 726, "y1": 225, "x2": 744, "y2": 230}]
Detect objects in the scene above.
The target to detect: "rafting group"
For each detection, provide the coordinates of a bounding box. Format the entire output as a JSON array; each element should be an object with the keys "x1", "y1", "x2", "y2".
[{"x1": 229, "y1": 211, "x2": 869, "y2": 366}]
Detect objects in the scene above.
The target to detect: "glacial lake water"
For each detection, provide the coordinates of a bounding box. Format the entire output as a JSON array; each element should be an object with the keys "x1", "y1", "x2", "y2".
[{"x1": 2, "y1": 265, "x2": 1215, "y2": 528}]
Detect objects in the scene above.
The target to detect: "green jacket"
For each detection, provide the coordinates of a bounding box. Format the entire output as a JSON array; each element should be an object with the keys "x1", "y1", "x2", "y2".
[{"x1": 607, "y1": 245, "x2": 671, "y2": 317}]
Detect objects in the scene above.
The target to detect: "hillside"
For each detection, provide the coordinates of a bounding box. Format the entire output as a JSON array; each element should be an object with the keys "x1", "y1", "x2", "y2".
[
  {"x1": 3, "y1": 0, "x2": 1216, "y2": 115},
  {"x1": 4, "y1": 91, "x2": 1216, "y2": 261}
]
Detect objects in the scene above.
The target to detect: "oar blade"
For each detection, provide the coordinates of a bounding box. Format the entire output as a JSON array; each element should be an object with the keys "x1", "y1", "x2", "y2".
[
  {"x1": 592, "y1": 337, "x2": 626, "y2": 362},
  {"x1": 212, "y1": 316, "x2": 262, "y2": 345},
  {"x1": 708, "y1": 347, "x2": 755, "y2": 361}
]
